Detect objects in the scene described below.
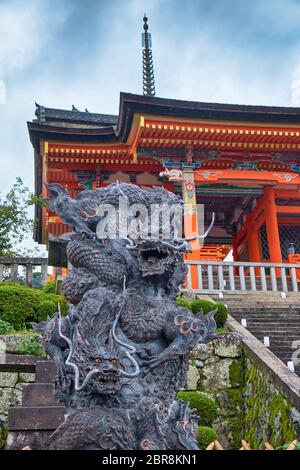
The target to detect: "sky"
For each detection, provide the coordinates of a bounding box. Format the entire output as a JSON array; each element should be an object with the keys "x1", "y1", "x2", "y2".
[{"x1": 1, "y1": 0, "x2": 300, "y2": 252}]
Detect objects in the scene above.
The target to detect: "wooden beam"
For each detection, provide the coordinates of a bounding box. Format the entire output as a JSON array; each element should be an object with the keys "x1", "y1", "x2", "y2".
[
  {"x1": 276, "y1": 205, "x2": 300, "y2": 214},
  {"x1": 235, "y1": 194, "x2": 266, "y2": 246},
  {"x1": 275, "y1": 189, "x2": 300, "y2": 199}
]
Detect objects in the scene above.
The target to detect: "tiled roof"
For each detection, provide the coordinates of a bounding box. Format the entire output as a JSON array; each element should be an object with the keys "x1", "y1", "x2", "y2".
[{"x1": 35, "y1": 103, "x2": 118, "y2": 126}]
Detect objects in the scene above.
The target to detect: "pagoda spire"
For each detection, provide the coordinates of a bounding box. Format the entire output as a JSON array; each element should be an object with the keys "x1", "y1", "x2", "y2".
[{"x1": 141, "y1": 14, "x2": 156, "y2": 96}]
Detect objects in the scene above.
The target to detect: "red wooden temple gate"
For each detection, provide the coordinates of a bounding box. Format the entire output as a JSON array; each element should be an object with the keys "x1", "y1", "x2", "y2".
[{"x1": 28, "y1": 94, "x2": 300, "y2": 286}]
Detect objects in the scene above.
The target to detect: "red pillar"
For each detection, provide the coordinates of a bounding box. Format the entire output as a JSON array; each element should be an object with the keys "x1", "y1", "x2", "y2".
[
  {"x1": 248, "y1": 227, "x2": 261, "y2": 275},
  {"x1": 182, "y1": 168, "x2": 201, "y2": 289},
  {"x1": 248, "y1": 228, "x2": 261, "y2": 262},
  {"x1": 232, "y1": 237, "x2": 239, "y2": 262},
  {"x1": 264, "y1": 187, "x2": 282, "y2": 263}
]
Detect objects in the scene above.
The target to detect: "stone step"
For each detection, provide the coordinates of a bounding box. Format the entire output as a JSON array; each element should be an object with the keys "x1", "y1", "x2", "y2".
[
  {"x1": 228, "y1": 309, "x2": 299, "y2": 313},
  {"x1": 255, "y1": 341, "x2": 300, "y2": 346},
  {"x1": 254, "y1": 337, "x2": 298, "y2": 343},
  {"x1": 268, "y1": 347, "x2": 298, "y2": 352},
  {"x1": 230, "y1": 310, "x2": 300, "y2": 314},
  {"x1": 8, "y1": 406, "x2": 65, "y2": 431},
  {"x1": 229, "y1": 311, "x2": 300, "y2": 315},
  {"x1": 224, "y1": 297, "x2": 300, "y2": 301},
  {"x1": 247, "y1": 330, "x2": 300, "y2": 335},
  {"x1": 270, "y1": 353, "x2": 296, "y2": 359},
  {"x1": 231, "y1": 312, "x2": 300, "y2": 315},
  {"x1": 35, "y1": 361, "x2": 57, "y2": 383},
  {"x1": 0, "y1": 354, "x2": 44, "y2": 373},
  {"x1": 22, "y1": 383, "x2": 58, "y2": 407},
  {"x1": 233, "y1": 324, "x2": 299, "y2": 328},
  {"x1": 234, "y1": 322, "x2": 300, "y2": 326},
  {"x1": 229, "y1": 305, "x2": 300, "y2": 377},
  {"x1": 232, "y1": 314, "x2": 300, "y2": 318},
  {"x1": 247, "y1": 321, "x2": 300, "y2": 325},
  {"x1": 228, "y1": 308, "x2": 300, "y2": 313},
  {"x1": 230, "y1": 318, "x2": 300, "y2": 323},
  {"x1": 228, "y1": 305, "x2": 300, "y2": 309},
  {"x1": 230, "y1": 309, "x2": 300, "y2": 312},
  {"x1": 233, "y1": 325, "x2": 300, "y2": 331},
  {"x1": 228, "y1": 300, "x2": 300, "y2": 303}
]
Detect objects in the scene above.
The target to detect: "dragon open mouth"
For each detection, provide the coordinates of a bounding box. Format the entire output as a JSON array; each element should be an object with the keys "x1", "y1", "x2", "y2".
[
  {"x1": 135, "y1": 241, "x2": 175, "y2": 277},
  {"x1": 95, "y1": 372, "x2": 121, "y2": 393}
]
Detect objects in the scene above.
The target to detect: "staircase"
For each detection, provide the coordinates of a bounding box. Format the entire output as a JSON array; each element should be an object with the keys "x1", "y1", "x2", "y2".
[
  {"x1": 7, "y1": 360, "x2": 64, "y2": 449},
  {"x1": 217, "y1": 296, "x2": 300, "y2": 377}
]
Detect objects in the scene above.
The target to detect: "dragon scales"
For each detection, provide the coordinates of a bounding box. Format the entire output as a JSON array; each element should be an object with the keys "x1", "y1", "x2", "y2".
[{"x1": 34, "y1": 182, "x2": 216, "y2": 450}]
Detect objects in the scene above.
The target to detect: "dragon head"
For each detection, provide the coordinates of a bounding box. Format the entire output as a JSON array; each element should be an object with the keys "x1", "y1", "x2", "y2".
[
  {"x1": 73, "y1": 341, "x2": 123, "y2": 395},
  {"x1": 45, "y1": 183, "x2": 71, "y2": 210},
  {"x1": 127, "y1": 239, "x2": 191, "y2": 277}
]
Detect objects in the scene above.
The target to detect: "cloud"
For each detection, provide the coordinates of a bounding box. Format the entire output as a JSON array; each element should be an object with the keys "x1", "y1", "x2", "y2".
[
  {"x1": 0, "y1": 0, "x2": 69, "y2": 76},
  {"x1": 0, "y1": 0, "x2": 299, "y2": 252}
]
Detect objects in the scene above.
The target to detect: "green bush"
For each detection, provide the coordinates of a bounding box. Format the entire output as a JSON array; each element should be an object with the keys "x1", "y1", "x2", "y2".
[
  {"x1": 197, "y1": 426, "x2": 217, "y2": 449},
  {"x1": 16, "y1": 333, "x2": 45, "y2": 356},
  {"x1": 35, "y1": 300, "x2": 57, "y2": 322},
  {"x1": 190, "y1": 299, "x2": 228, "y2": 328},
  {"x1": 43, "y1": 294, "x2": 68, "y2": 315},
  {"x1": 42, "y1": 280, "x2": 57, "y2": 294},
  {"x1": 176, "y1": 391, "x2": 219, "y2": 426},
  {"x1": 0, "y1": 284, "x2": 43, "y2": 330},
  {"x1": 0, "y1": 319, "x2": 15, "y2": 334},
  {"x1": 0, "y1": 282, "x2": 23, "y2": 287},
  {"x1": 176, "y1": 297, "x2": 192, "y2": 311},
  {"x1": 213, "y1": 303, "x2": 228, "y2": 328},
  {"x1": 190, "y1": 298, "x2": 215, "y2": 315},
  {"x1": 175, "y1": 298, "x2": 228, "y2": 327},
  {"x1": 0, "y1": 283, "x2": 68, "y2": 330}
]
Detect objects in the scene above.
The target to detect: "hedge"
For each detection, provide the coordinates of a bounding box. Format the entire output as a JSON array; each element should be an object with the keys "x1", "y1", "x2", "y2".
[
  {"x1": 176, "y1": 391, "x2": 219, "y2": 427},
  {"x1": 176, "y1": 297, "x2": 228, "y2": 327},
  {"x1": 35, "y1": 300, "x2": 57, "y2": 322},
  {"x1": 176, "y1": 297, "x2": 192, "y2": 311},
  {"x1": 0, "y1": 283, "x2": 68, "y2": 330},
  {"x1": 197, "y1": 426, "x2": 218, "y2": 449},
  {"x1": 44, "y1": 294, "x2": 68, "y2": 316},
  {"x1": 0, "y1": 319, "x2": 15, "y2": 334},
  {"x1": 42, "y1": 280, "x2": 57, "y2": 294}
]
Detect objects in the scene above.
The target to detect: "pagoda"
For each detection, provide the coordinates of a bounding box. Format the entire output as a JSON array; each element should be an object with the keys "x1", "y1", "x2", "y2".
[{"x1": 28, "y1": 16, "x2": 300, "y2": 279}]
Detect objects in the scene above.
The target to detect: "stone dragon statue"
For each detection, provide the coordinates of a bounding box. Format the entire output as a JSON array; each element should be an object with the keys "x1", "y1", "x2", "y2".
[{"x1": 34, "y1": 182, "x2": 216, "y2": 450}]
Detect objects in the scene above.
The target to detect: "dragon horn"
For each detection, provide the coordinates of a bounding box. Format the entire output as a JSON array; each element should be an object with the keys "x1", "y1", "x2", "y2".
[
  {"x1": 57, "y1": 304, "x2": 100, "y2": 391},
  {"x1": 112, "y1": 299, "x2": 140, "y2": 378},
  {"x1": 177, "y1": 212, "x2": 215, "y2": 242}
]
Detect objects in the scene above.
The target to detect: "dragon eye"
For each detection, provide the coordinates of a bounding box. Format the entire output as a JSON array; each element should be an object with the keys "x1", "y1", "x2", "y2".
[
  {"x1": 110, "y1": 359, "x2": 118, "y2": 364},
  {"x1": 94, "y1": 357, "x2": 101, "y2": 364}
]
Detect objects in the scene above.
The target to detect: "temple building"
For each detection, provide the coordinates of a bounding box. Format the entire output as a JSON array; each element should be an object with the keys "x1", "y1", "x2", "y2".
[{"x1": 28, "y1": 16, "x2": 300, "y2": 278}]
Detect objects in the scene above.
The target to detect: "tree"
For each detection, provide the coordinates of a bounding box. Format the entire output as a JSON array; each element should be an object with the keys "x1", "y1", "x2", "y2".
[{"x1": 0, "y1": 177, "x2": 35, "y2": 256}]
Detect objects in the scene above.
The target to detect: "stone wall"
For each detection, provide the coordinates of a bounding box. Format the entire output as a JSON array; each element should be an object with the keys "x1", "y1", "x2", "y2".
[
  {"x1": 0, "y1": 371, "x2": 35, "y2": 449},
  {"x1": 243, "y1": 357, "x2": 300, "y2": 448},
  {"x1": 187, "y1": 333, "x2": 244, "y2": 449},
  {"x1": 186, "y1": 323, "x2": 300, "y2": 449}
]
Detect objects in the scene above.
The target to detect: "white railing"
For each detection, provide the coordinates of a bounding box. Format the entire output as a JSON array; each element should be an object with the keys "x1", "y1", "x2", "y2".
[{"x1": 183, "y1": 261, "x2": 300, "y2": 294}]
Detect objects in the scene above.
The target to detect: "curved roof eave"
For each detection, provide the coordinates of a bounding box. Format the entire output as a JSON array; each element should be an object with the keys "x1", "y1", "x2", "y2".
[{"x1": 29, "y1": 92, "x2": 300, "y2": 153}]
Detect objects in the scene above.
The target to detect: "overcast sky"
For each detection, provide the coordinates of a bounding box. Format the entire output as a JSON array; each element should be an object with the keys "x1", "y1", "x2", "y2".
[{"x1": 1, "y1": 0, "x2": 300, "y2": 251}]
